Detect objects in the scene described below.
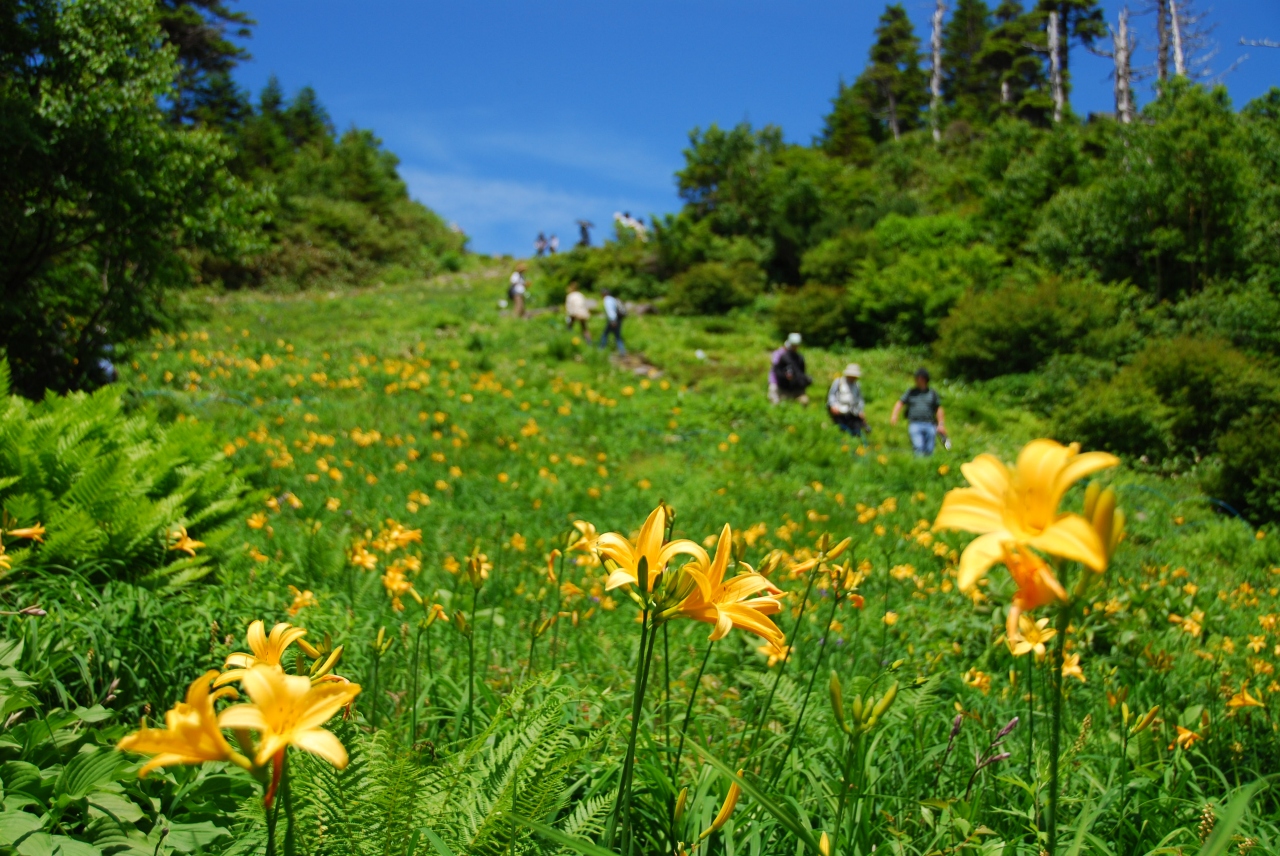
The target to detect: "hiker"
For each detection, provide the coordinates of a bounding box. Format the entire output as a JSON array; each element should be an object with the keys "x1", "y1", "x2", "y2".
[
  {"x1": 508, "y1": 263, "x2": 528, "y2": 318},
  {"x1": 827, "y1": 363, "x2": 867, "y2": 440},
  {"x1": 768, "y1": 333, "x2": 811, "y2": 405},
  {"x1": 534, "y1": 232, "x2": 547, "y2": 257},
  {"x1": 600, "y1": 288, "x2": 626, "y2": 354},
  {"x1": 565, "y1": 282, "x2": 590, "y2": 336},
  {"x1": 548, "y1": 234, "x2": 559, "y2": 255},
  {"x1": 577, "y1": 220, "x2": 593, "y2": 247},
  {"x1": 890, "y1": 368, "x2": 947, "y2": 456}
]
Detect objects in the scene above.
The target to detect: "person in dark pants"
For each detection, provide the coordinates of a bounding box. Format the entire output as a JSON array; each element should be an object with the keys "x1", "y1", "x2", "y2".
[
  {"x1": 599, "y1": 289, "x2": 625, "y2": 353},
  {"x1": 827, "y1": 363, "x2": 867, "y2": 442},
  {"x1": 890, "y1": 368, "x2": 947, "y2": 456}
]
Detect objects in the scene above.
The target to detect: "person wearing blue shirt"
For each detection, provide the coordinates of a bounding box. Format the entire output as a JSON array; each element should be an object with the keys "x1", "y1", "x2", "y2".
[
  {"x1": 600, "y1": 289, "x2": 625, "y2": 354},
  {"x1": 890, "y1": 368, "x2": 947, "y2": 456}
]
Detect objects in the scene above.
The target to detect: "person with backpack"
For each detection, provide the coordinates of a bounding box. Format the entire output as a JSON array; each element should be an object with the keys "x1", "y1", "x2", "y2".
[
  {"x1": 600, "y1": 288, "x2": 625, "y2": 353},
  {"x1": 827, "y1": 363, "x2": 867, "y2": 441},
  {"x1": 508, "y1": 263, "x2": 528, "y2": 317},
  {"x1": 768, "y1": 333, "x2": 811, "y2": 405},
  {"x1": 890, "y1": 368, "x2": 948, "y2": 456},
  {"x1": 565, "y1": 281, "x2": 590, "y2": 337}
]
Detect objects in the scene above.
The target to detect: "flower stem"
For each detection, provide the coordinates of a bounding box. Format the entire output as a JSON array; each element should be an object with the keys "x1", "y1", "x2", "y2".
[
  {"x1": 770, "y1": 585, "x2": 842, "y2": 787},
  {"x1": 741, "y1": 568, "x2": 818, "y2": 761},
  {"x1": 604, "y1": 610, "x2": 655, "y2": 850},
  {"x1": 1046, "y1": 601, "x2": 1072, "y2": 854},
  {"x1": 672, "y1": 639, "x2": 714, "y2": 779},
  {"x1": 410, "y1": 622, "x2": 423, "y2": 744},
  {"x1": 550, "y1": 548, "x2": 567, "y2": 671}
]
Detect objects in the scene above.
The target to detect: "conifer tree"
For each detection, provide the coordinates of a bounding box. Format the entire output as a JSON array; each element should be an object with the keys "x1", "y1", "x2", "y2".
[
  {"x1": 857, "y1": 4, "x2": 929, "y2": 141},
  {"x1": 977, "y1": 0, "x2": 1052, "y2": 123},
  {"x1": 155, "y1": 0, "x2": 254, "y2": 127},
  {"x1": 820, "y1": 82, "x2": 880, "y2": 165},
  {"x1": 941, "y1": 0, "x2": 994, "y2": 124}
]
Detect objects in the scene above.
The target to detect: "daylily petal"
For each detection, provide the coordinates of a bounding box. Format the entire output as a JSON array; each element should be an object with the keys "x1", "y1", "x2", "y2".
[
  {"x1": 604, "y1": 569, "x2": 639, "y2": 590},
  {"x1": 217, "y1": 704, "x2": 267, "y2": 731},
  {"x1": 957, "y1": 531, "x2": 1012, "y2": 592},
  {"x1": 1053, "y1": 451, "x2": 1120, "y2": 508},
  {"x1": 1027, "y1": 515, "x2": 1107, "y2": 571},
  {"x1": 935, "y1": 488, "x2": 1005, "y2": 534},
  {"x1": 960, "y1": 454, "x2": 1009, "y2": 500},
  {"x1": 291, "y1": 728, "x2": 349, "y2": 769}
]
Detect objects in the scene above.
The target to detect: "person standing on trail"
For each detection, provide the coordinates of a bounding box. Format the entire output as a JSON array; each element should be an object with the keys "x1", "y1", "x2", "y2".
[
  {"x1": 577, "y1": 220, "x2": 593, "y2": 247},
  {"x1": 599, "y1": 288, "x2": 626, "y2": 354},
  {"x1": 890, "y1": 368, "x2": 947, "y2": 456},
  {"x1": 548, "y1": 234, "x2": 559, "y2": 255},
  {"x1": 768, "y1": 333, "x2": 811, "y2": 405},
  {"x1": 827, "y1": 363, "x2": 867, "y2": 441},
  {"x1": 534, "y1": 233, "x2": 547, "y2": 257},
  {"x1": 565, "y1": 282, "x2": 590, "y2": 337},
  {"x1": 509, "y1": 263, "x2": 529, "y2": 318}
]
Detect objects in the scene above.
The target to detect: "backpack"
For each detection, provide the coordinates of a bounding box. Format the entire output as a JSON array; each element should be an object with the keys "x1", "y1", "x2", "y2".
[{"x1": 778, "y1": 351, "x2": 811, "y2": 391}]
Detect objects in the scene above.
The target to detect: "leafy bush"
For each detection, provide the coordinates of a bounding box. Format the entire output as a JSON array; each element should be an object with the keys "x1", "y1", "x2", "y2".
[
  {"x1": 936, "y1": 278, "x2": 1137, "y2": 379},
  {"x1": 0, "y1": 362, "x2": 252, "y2": 584},
  {"x1": 665, "y1": 261, "x2": 764, "y2": 315},
  {"x1": 1205, "y1": 411, "x2": 1280, "y2": 522},
  {"x1": 773, "y1": 284, "x2": 851, "y2": 347},
  {"x1": 1052, "y1": 375, "x2": 1173, "y2": 459}
]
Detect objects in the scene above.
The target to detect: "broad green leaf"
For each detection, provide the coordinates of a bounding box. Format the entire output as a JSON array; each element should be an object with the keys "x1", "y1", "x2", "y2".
[
  {"x1": 165, "y1": 821, "x2": 231, "y2": 852},
  {"x1": 0, "y1": 810, "x2": 42, "y2": 845},
  {"x1": 87, "y1": 793, "x2": 144, "y2": 824},
  {"x1": 17, "y1": 832, "x2": 101, "y2": 856},
  {"x1": 55, "y1": 749, "x2": 123, "y2": 801}
]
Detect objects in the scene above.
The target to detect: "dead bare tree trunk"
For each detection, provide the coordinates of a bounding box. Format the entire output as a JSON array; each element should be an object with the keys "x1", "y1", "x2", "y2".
[
  {"x1": 931, "y1": 0, "x2": 945, "y2": 143},
  {"x1": 1170, "y1": 0, "x2": 1186, "y2": 74},
  {"x1": 1001, "y1": 79, "x2": 1010, "y2": 104},
  {"x1": 1156, "y1": 0, "x2": 1170, "y2": 81},
  {"x1": 1048, "y1": 10, "x2": 1064, "y2": 122},
  {"x1": 1114, "y1": 7, "x2": 1134, "y2": 122}
]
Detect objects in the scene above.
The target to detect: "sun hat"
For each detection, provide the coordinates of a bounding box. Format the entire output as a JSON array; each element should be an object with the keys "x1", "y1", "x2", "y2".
[
  {"x1": 915, "y1": 367, "x2": 930, "y2": 380},
  {"x1": 785, "y1": 332, "x2": 802, "y2": 347},
  {"x1": 844, "y1": 363, "x2": 862, "y2": 377},
  {"x1": 515, "y1": 262, "x2": 528, "y2": 272}
]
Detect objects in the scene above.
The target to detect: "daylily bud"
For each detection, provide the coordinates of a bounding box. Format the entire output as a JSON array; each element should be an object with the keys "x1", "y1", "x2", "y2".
[
  {"x1": 850, "y1": 694, "x2": 864, "y2": 724},
  {"x1": 1091, "y1": 487, "x2": 1117, "y2": 561},
  {"x1": 698, "y1": 774, "x2": 742, "y2": 840},
  {"x1": 1083, "y1": 481, "x2": 1101, "y2": 521},
  {"x1": 674, "y1": 787, "x2": 688, "y2": 825},
  {"x1": 1122, "y1": 702, "x2": 1131, "y2": 727},
  {"x1": 310, "y1": 645, "x2": 343, "y2": 679},
  {"x1": 297, "y1": 638, "x2": 321, "y2": 659},
  {"x1": 819, "y1": 831, "x2": 831, "y2": 855},
  {"x1": 1130, "y1": 704, "x2": 1160, "y2": 735},
  {"x1": 826, "y1": 537, "x2": 852, "y2": 561},
  {"x1": 872, "y1": 681, "x2": 898, "y2": 719},
  {"x1": 829, "y1": 671, "x2": 847, "y2": 733}
]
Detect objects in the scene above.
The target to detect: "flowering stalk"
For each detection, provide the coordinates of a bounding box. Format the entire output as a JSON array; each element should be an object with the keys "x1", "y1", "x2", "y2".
[
  {"x1": 742, "y1": 564, "x2": 818, "y2": 761},
  {"x1": 1046, "y1": 594, "x2": 1072, "y2": 854}
]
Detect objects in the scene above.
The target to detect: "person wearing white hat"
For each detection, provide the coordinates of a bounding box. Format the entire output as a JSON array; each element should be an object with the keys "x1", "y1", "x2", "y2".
[
  {"x1": 827, "y1": 362, "x2": 867, "y2": 441},
  {"x1": 768, "y1": 333, "x2": 811, "y2": 405}
]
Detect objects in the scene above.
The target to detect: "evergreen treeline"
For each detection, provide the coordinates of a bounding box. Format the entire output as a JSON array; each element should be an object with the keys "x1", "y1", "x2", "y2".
[
  {"x1": 541, "y1": 1, "x2": 1280, "y2": 523},
  {"x1": 0, "y1": 0, "x2": 465, "y2": 397}
]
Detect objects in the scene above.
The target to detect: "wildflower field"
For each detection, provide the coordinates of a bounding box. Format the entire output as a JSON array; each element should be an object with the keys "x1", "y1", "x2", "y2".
[{"x1": 2, "y1": 266, "x2": 1278, "y2": 856}]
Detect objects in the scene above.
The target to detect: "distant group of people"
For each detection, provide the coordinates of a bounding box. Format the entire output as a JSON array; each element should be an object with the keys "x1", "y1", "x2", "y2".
[
  {"x1": 534, "y1": 232, "x2": 560, "y2": 256},
  {"x1": 566, "y1": 282, "x2": 626, "y2": 353},
  {"x1": 613, "y1": 211, "x2": 648, "y2": 240},
  {"x1": 769, "y1": 333, "x2": 948, "y2": 456}
]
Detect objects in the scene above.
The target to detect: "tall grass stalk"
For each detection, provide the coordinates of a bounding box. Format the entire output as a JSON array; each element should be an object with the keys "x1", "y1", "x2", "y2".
[
  {"x1": 771, "y1": 580, "x2": 843, "y2": 786},
  {"x1": 742, "y1": 567, "x2": 819, "y2": 761},
  {"x1": 1046, "y1": 599, "x2": 1072, "y2": 854}
]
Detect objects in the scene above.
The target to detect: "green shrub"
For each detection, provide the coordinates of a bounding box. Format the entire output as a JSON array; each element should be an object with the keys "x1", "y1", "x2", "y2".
[
  {"x1": 936, "y1": 278, "x2": 1137, "y2": 379},
  {"x1": 773, "y1": 284, "x2": 851, "y2": 347},
  {"x1": 1204, "y1": 411, "x2": 1280, "y2": 523},
  {"x1": 1053, "y1": 375, "x2": 1173, "y2": 459},
  {"x1": 665, "y1": 261, "x2": 764, "y2": 315},
  {"x1": 0, "y1": 361, "x2": 252, "y2": 584}
]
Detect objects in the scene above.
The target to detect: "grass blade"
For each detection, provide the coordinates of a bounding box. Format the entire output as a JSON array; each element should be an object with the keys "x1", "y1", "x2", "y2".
[
  {"x1": 1197, "y1": 779, "x2": 1268, "y2": 856},
  {"x1": 512, "y1": 813, "x2": 620, "y2": 856},
  {"x1": 690, "y1": 742, "x2": 822, "y2": 854}
]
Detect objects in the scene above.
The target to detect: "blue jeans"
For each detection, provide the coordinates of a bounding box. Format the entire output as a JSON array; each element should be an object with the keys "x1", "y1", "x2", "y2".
[
  {"x1": 908, "y1": 422, "x2": 937, "y2": 456},
  {"x1": 600, "y1": 320, "x2": 625, "y2": 354}
]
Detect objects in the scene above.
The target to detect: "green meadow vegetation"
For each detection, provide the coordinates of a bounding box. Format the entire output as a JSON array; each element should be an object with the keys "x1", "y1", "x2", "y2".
[{"x1": 3, "y1": 0, "x2": 1280, "y2": 854}]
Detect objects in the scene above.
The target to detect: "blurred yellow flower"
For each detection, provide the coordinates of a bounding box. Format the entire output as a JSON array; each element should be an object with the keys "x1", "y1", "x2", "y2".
[
  {"x1": 118, "y1": 670, "x2": 244, "y2": 776},
  {"x1": 288, "y1": 586, "x2": 317, "y2": 616},
  {"x1": 218, "y1": 665, "x2": 360, "y2": 768},
  {"x1": 168, "y1": 526, "x2": 205, "y2": 556},
  {"x1": 4, "y1": 524, "x2": 44, "y2": 542},
  {"x1": 1061, "y1": 652, "x2": 1086, "y2": 682},
  {"x1": 757, "y1": 641, "x2": 791, "y2": 667},
  {"x1": 1171, "y1": 725, "x2": 1202, "y2": 751},
  {"x1": 1008, "y1": 614, "x2": 1056, "y2": 659},
  {"x1": 1002, "y1": 545, "x2": 1067, "y2": 639},
  {"x1": 1226, "y1": 683, "x2": 1265, "y2": 710},
  {"x1": 934, "y1": 440, "x2": 1119, "y2": 591}
]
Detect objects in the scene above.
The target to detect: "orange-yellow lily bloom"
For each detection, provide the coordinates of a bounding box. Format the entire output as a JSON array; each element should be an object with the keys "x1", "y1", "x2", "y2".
[
  {"x1": 934, "y1": 439, "x2": 1119, "y2": 591},
  {"x1": 216, "y1": 620, "x2": 308, "y2": 687},
  {"x1": 597, "y1": 505, "x2": 704, "y2": 592},
  {"x1": 677, "y1": 524, "x2": 784, "y2": 646},
  {"x1": 117, "y1": 670, "x2": 243, "y2": 776},
  {"x1": 218, "y1": 664, "x2": 361, "y2": 768}
]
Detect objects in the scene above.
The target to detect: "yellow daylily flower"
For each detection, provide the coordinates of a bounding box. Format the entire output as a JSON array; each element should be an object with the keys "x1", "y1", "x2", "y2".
[
  {"x1": 676, "y1": 524, "x2": 784, "y2": 646},
  {"x1": 1171, "y1": 726, "x2": 1202, "y2": 751},
  {"x1": 934, "y1": 440, "x2": 1119, "y2": 591},
  {"x1": 1009, "y1": 614, "x2": 1057, "y2": 659},
  {"x1": 756, "y1": 641, "x2": 791, "y2": 668},
  {"x1": 1226, "y1": 683, "x2": 1265, "y2": 710},
  {"x1": 597, "y1": 505, "x2": 705, "y2": 592},
  {"x1": 217, "y1": 620, "x2": 308, "y2": 686},
  {"x1": 698, "y1": 772, "x2": 743, "y2": 840},
  {"x1": 117, "y1": 670, "x2": 245, "y2": 776},
  {"x1": 168, "y1": 526, "x2": 205, "y2": 557},
  {"x1": 4, "y1": 524, "x2": 45, "y2": 543},
  {"x1": 1061, "y1": 652, "x2": 1086, "y2": 683},
  {"x1": 217, "y1": 664, "x2": 360, "y2": 768},
  {"x1": 1002, "y1": 545, "x2": 1068, "y2": 642},
  {"x1": 567, "y1": 519, "x2": 598, "y2": 552}
]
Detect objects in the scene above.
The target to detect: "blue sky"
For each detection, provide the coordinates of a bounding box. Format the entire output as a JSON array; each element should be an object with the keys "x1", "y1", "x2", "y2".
[{"x1": 232, "y1": 1, "x2": 1280, "y2": 257}]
